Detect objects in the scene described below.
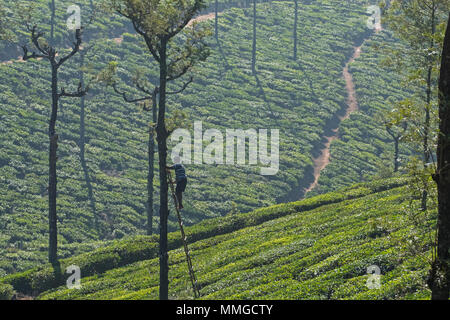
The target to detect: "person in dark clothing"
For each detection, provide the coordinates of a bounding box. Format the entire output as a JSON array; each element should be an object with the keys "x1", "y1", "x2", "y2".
[{"x1": 166, "y1": 156, "x2": 187, "y2": 210}]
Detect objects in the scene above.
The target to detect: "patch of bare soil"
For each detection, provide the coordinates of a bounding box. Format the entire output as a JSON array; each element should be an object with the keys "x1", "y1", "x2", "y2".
[
  {"x1": 304, "y1": 44, "x2": 362, "y2": 194},
  {"x1": 187, "y1": 12, "x2": 218, "y2": 28}
]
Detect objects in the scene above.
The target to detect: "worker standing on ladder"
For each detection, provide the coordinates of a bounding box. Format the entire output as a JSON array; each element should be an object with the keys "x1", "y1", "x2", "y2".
[{"x1": 166, "y1": 155, "x2": 187, "y2": 210}]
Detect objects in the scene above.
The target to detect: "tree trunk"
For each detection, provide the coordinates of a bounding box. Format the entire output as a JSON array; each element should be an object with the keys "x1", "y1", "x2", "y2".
[
  {"x1": 293, "y1": 0, "x2": 298, "y2": 60},
  {"x1": 422, "y1": 65, "x2": 432, "y2": 211},
  {"x1": 215, "y1": 0, "x2": 218, "y2": 40},
  {"x1": 422, "y1": 5, "x2": 437, "y2": 212},
  {"x1": 394, "y1": 137, "x2": 399, "y2": 173},
  {"x1": 147, "y1": 91, "x2": 157, "y2": 236},
  {"x1": 158, "y1": 37, "x2": 170, "y2": 300},
  {"x1": 50, "y1": 0, "x2": 55, "y2": 47},
  {"x1": 48, "y1": 64, "x2": 59, "y2": 263},
  {"x1": 430, "y1": 13, "x2": 450, "y2": 301},
  {"x1": 251, "y1": 0, "x2": 256, "y2": 75},
  {"x1": 78, "y1": 51, "x2": 97, "y2": 231}
]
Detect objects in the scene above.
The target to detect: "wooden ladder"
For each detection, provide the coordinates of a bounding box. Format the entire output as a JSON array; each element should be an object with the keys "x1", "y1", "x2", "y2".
[{"x1": 167, "y1": 170, "x2": 200, "y2": 298}]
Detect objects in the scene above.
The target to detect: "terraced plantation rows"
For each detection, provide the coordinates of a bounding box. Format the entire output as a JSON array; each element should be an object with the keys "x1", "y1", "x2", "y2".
[
  {"x1": 308, "y1": 31, "x2": 414, "y2": 196},
  {"x1": 0, "y1": 0, "x2": 446, "y2": 302},
  {"x1": 28, "y1": 178, "x2": 432, "y2": 300},
  {"x1": 0, "y1": 0, "x2": 390, "y2": 275}
]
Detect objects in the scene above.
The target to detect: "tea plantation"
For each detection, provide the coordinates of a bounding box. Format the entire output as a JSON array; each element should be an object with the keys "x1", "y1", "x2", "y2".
[
  {"x1": 0, "y1": 177, "x2": 432, "y2": 300},
  {"x1": 1, "y1": 0, "x2": 409, "y2": 276},
  {"x1": 308, "y1": 31, "x2": 414, "y2": 196}
]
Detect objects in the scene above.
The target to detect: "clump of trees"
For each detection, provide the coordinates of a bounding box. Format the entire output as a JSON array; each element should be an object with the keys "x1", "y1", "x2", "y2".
[
  {"x1": 382, "y1": 0, "x2": 450, "y2": 299},
  {"x1": 429, "y1": 12, "x2": 450, "y2": 301},
  {"x1": 382, "y1": 0, "x2": 450, "y2": 211}
]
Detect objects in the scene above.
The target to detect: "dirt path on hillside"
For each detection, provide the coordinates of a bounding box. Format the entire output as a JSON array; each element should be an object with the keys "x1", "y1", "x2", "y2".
[
  {"x1": 0, "y1": 10, "x2": 370, "y2": 200},
  {"x1": 303, "y1": 45, "x2": 362, "y2": 195},
  {"x1": 188, "y1": 12, "x2": 219, "y2": 27},
  {"x1": 1, "y1": 56, "x2": 26, "y2": 65}
]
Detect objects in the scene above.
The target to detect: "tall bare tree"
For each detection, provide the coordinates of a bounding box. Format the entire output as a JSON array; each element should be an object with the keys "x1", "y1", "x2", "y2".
[
  {"x1": 108, "y1": 67, "x2": 159, "y2": 236},
  {"x1": 105, "y1": 66, "x2": 194, "y2": 237},
  {"x1": 293, "y1": 0, "x2": 298, "y2": 60},
  {"x1": 78, "y1": 46, "x2": 99, "y2": 231},
  {"x1": 215, "y1": 0, "x2": 218, "y2": 39},
  {"x1": 108, "y1": 0, "x2": 210, "y2": 299},
  {"x1": 384, "y1": 118, "x2": 408, "y2": 173},
  {"x1": 21, "y1": 25, "x2": 87, "y2": 263},
  {"x1": 49, "y1": 0, "x2": 55, "y2": 46},
  {"x1": 251, "y1": 0, "x2": 257, "y2": 74}
]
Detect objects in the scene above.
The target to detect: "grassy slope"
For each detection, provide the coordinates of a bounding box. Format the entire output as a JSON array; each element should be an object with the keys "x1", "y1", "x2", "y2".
[
  {"x1": 0, "y1": 0, "x2": 378, "y2": 275},
  {"x1": 308, "y1": 31, "x2": 414, "y2": 196},
  {"x1": 25, "y1": 177, "x2": 433, "y2": 300}
]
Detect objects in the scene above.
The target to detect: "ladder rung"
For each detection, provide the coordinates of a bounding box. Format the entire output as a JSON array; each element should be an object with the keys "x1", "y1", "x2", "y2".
[{"x1": 167, "y1": 170, "x2": 200, "y2": 298}]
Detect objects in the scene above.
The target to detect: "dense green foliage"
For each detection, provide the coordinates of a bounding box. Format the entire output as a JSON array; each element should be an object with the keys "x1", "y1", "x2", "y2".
[
  {"x1": 0, "y1": 283, "x2": 14, "y2": 300},
  {"x1": 1, "y1": 177, "x2": 406, "y2": 295},
  {"x1": 0, "y1": 0, "x2": 391, "y2": 275},
  {"x1": 14, "y1": 177, "x2": 433, "y2": 300},
  {"x1": 0, "y1": 0, "x2": 439, "y2": 300}
]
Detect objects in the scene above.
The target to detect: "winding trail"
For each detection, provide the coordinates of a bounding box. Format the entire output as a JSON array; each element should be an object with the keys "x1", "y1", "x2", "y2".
[
  {"x1": 187, "y1": 11, "x2": 368, "y2": 199},
  {"x1": 303, "y1": 45, "x2": 362, "y2": 195},
  {"x1": 0, "y1": 9, "x2": 371, "y2": 200}
]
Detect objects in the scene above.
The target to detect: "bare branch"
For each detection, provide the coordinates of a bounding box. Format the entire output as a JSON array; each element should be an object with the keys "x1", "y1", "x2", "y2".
[
  {"x1": 22, "y1": 45, "x2": 45, "y2": 60},
  {"x1": 112, "y1": 83, "x2": 151, "y2": 103},
  {"x1": 167, "y1": 63, "x2": 192, "y2": 82},
  {"x1": 59, "y1": 82, "x2": 87, "y2": 98},
  {"x1": 124, "y1": 15, "x2": 160, "y2": 62},
  {"x1": 135, "y1": 80, "x2": 152, "y2": 95},
  {"x1": 27, "y1": 25, "x2": 50, "y2": 57},
  {"x1": 167, "y1": 2, "x2": 204, "y2": 38},
  {"x1": 57, "y1": 29, "x2": 82, "y2": 68},
  {"x1": 143, "y1": 34, "x2": 161, "y2": 63},
  {"x1": 167, "y1": 76, "x2": 193, "y2": 95}
]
